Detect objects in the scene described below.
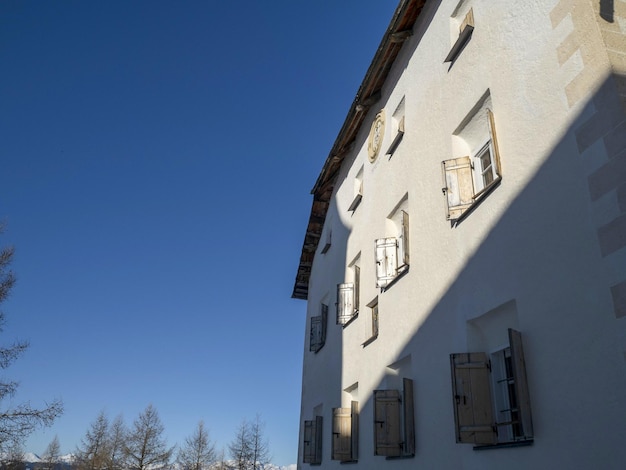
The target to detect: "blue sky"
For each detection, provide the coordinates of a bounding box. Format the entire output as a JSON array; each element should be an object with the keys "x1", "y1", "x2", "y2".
[{"x1": 0, "y1": 1, "x2": 398, "y2": 466}]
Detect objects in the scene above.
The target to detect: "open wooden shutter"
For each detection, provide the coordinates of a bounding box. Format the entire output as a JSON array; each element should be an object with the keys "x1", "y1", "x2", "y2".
[
  {"x1": 351, "y1": 401, "x2": 359, "y2": 461},
  {"x1": 508, "y1": 329, "x2": 533, "y2": 439},
  {"x1": 399, "y1": 211, "x2": 410, "y2": 267},
  {"x1": 354, "y1": 266, "x2": 360, "y2": 313},
  {"x1": 332, "y1": 408, "x2": 352, "y2": 461},
  {"x1": 487, "y1": 109, "x2": 502, "y2": 177},
  {"x1": 442, "y1": 157, "x2": 474, "y2": 221},
  {"x1": 450, "y1": 353, "x2": 497, "y2": 445},
  {"x1": 374, "y1": 389, "x2": 402, "y2": 456},
  {"x1": 375, "y1": 238, "x2": 398, "y2": 288},
  {"x1": 309, "y1": 305, "x2": 328, "y2": 353},
  {"x1": 303, "y1": 416, "x2": 323, "y2": 464},
  {"x1": 309, "y1": 316, "x2": 323, "y2": 353},
  {"x1": 403, "y1": 378, "x2": 415, "y2": 456},
  {"x1": 337, "y1": 283, "x2": 355, "y2": 325}
]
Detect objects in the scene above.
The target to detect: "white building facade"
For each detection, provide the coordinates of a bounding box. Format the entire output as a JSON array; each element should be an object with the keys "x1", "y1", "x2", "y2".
[{"x1": 293, "y1": 0, "x2": 626, "y2": 468}]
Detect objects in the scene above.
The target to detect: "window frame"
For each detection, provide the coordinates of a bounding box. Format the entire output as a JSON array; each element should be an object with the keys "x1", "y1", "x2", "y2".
[
  {"x1": 331, "y1": 401, "x2": 359, "y2": 462},
  {"x1": 374, "y1": 378, "x2": 415, "y2": 459},
  {"x1": 449, "y1": 329, "x2": 533, "y2": 449},
  {"x1": 303, "y1": 416, "x2": 323, "y2": 465},
  {"x1": 442, "y1": 108, "x2": 502, "y2": 223}
]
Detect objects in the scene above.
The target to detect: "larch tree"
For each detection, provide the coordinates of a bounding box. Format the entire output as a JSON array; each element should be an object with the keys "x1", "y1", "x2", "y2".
[
  {"x1": 2, "y1": 439, "x2": 25, "y2": 470},
  {"x1": 228, "y1": 420, "x2": 252, "y2": 470},
  {"x1": 106, "y1": 415, "x2": 126, "y2": 470},
  {"x1": 123, "y1": 405, "x2": 174, "y2": 470},
  {"x1": 42, "y1": 435, "x2": 61, "y2": 470},
  {"x1": 228, "y1": 417, "x2": 271, "y2": 470},
  {"x1": 177, "y1": 421, "x2": 216, "y2": 470},
  {"x1": 0, "y1": 245, "x2": 63, "y2": 447},
  {"x1": 248, "y1": 416, "x2": 270, "y2": 470},
  {"x1": 75, "y1": 411, "x2": 110, "y2": 470}
]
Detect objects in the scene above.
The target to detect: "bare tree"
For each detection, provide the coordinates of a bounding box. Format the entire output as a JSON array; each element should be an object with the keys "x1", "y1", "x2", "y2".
[
  {"x1": 227, "y1": 417, "x2": 271, "y2": 470},
  {"x1": 75, "y1": 411, "x2": 110, "y2": 470},
  {"x1": 42, "y1": 435, "x2": 61, "y2": 470},
  {"x1": 1, "y1": 439, "x2": 25, "y2": 470},
  {"x1": 123, "y1": 405, "x2": 174, "y2": 470},
  {"x1": 228, "y1": 420, "x2": 252, "y2": 470},
  {"x1": 248, "y1": 416, "x2": 270, "y2": 470},
  {"x1": 0, "y1": 245, "x2": 63, "y2": 447},
  {"x1": 177, "y1": 421, "x2": 215, "y2": 470},
  {"x1": 106, "y1": 415, "x2": 126, "y2": 470}
]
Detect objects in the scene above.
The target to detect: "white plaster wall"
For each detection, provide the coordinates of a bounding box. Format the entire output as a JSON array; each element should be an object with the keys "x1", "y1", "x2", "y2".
[{"x1": 298, "y1": 0, "x2": 626, "y2": 468}]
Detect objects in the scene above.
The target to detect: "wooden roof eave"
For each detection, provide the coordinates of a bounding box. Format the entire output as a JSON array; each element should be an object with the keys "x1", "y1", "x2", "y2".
[{"x1": 292, "y1": 0, "x2": 426, "y2": 300}]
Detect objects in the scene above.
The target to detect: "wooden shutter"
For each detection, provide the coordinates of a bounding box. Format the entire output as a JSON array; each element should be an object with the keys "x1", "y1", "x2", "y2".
[
  {"x1": 332, "y1": 408, "x2": 352, "y2": 461},
  {"x1": 375, "y1": 238, "x2": 398, "y2": 288},
  {"x1": 374, "y1": 389, "x2": 402, "y2": 456},
  {"x1": 403, "y1": 378, "x2": 415, "y2": 456},
  {"x1": 337, "y1": 283, "x2": 355, "y2": 325},
  {"x1": 508, "y1": 329, "x2": 533, "y2": 439},
  {"x1": 309, "y1": 316, "x2": 322, "y2": 353},
  {"x1": 351, "y1": 401, "x2": 359, "y2": 461},
  {"x1": 442, "y1": 157, "x2": 474, "y2": 221},
  {"x1": 354, "y1": 266, "x2": 360, "y2": 313},
  {"x1": 487, "y1": 109, "x2": 502, "y2": 177},
  {"x1": 450, "y1": 353, "x2": 497, "y2": 445},
  {"x1": 399, "y1": 210, "x2": 410, "y2": 266},
  {"x1": 303, "y1": 416, "x2": 322, "y2": 464}
]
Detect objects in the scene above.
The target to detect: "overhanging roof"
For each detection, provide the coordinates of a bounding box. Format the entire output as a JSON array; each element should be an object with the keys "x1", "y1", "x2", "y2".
[{"x1": 292, "y1": 0, "x2": 427, "y2": 300}]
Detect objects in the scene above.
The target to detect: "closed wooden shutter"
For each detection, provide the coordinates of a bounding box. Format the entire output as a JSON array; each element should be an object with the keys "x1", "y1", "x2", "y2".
[
  {"x1": 403, "y1": 378, "x2": 415, "y2": 456},
  {"x1": 336, "y1": 283, "x2": 355, "y2": 325},
  {"x1": 374, "y1": 389, "x2": 402, "y2": 456},
  {"x1": 442, "y1": 157, "x2": 474, "y2": 221},
  {"x1": 450, "y1": 353, "x2": 497, "y2": 445},
  {"x1": 332, "y1": 408, "x2": 352, "y2": 461},
  {"x1": 375, "y1": 238, "x2": 398, "y2": 288},
  {"x1": 508, "y1": 329, "x2": 533, "y2": 439},
  {"x1": 487, "y1": 109, "x2": 502, "y2": 177},
  {"x1": 303, "y1": 416, "x2": 323, "y2": 464}
]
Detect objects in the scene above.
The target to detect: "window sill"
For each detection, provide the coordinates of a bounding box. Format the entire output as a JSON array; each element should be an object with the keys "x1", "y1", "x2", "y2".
[
  {"x1": 362, "y1": 335, "x2": 378, "y2": 348},
  {"x1": 473, "y1": 439, "x2": 533, "y2": 451},
  {"x1": 348, "y1": 194, "x2": 362, "y2": 212},
  {"x1": 444, "y1": 24, "x2": 474, "y2": 63},
  {"x1": 380, "y1": 265, "x2": 409, "y2": 292},
  {"x1": 340, "y1": 312, "x2": 358, "y2": 329},
  {"x1": 450, "y1": 177, "x2": 501, "y2": 227},
  {"x1": 386, "y1": 130, "x2": 404, "y2": 157}
]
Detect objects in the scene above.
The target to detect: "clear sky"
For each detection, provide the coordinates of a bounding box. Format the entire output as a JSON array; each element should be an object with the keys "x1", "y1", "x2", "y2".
[{"x1": 0, "y1": 1, "x2": 398, "y2": 466}]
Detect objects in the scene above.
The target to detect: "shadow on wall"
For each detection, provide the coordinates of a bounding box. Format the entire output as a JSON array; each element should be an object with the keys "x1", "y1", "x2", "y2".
[{"x1": 360, "y1": 71, "x2": 626, "y2": 468}]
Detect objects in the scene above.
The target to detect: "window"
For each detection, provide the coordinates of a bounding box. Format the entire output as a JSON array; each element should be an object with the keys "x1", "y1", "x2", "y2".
[
  {"x1": 337, "y1": 263, "x2": 359, "y2": 326},
  {"x1": 449, "y1": 329, "x2": 533, "y2": 447},
  {"x1": 444, "y1": 7, "x2": 474, "y2": 63},
  {"x1": 386, "y1": 98, "x2": 405, "y2": 157},
  {"x1": 374, "y1": 378, "x2": 415, "y2": 458},
  {"x1": 363, "y1": 296, "x2": 379, "y2": 346},
  {"x1": 332, "y1": 401, "x2": 359, "y2": 462},
  {"x1": 309, "y1": 304, "x2": 328, "y2": 353},
  {"x1": 443, "y1": 95, "x2": 501, "y2": 222},
  {"x1": 320, "y1": 229, "x2": 331, "y2": 254},
  {"x1": 303, "y1": 416, "x2": 323, "y2": 465},
  {"x1": 375, "y1": 199, "x2": 409, "y2": 289},
  {"x1": 348, "y1": 166, "x2": 364, "y2": 212}
]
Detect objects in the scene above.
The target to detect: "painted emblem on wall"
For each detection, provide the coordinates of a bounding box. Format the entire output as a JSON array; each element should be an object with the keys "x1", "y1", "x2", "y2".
[{"x1": 368, "y1": 110, "x2": 385, "y2": 163}]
